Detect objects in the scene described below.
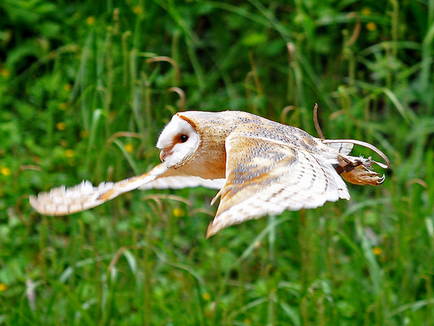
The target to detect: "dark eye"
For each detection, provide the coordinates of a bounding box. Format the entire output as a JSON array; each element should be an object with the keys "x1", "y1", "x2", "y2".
[{"x1": 180, "y1": 134, "x2": 188, "y2": 143}]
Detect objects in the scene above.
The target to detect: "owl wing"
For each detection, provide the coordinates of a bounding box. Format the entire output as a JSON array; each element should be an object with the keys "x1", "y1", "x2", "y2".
[
  {"x1": 206, "y1": 132, "x2": 350, "y2": 238},
  {"x1": 29, "y1": 163, "x2": 224, "y2": 216},
  {"x1": 137, "y1": 169, "x2": 224, "y2": 190}
]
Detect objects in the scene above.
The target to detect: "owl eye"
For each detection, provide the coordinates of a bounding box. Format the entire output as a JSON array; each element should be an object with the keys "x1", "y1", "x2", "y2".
[{"x1": 180, "y1": 134, "x2": 189, "y2": 143}]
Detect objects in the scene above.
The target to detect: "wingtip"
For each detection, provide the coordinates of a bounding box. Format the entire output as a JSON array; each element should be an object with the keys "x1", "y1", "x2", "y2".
[
  {"x1": 205, "y1": 222, "x2": 220, "y2": 239},
  {"x1": 28, "y1": 193, "x2": 57, "y2": 216},
  {"x1": 29, "y1": 195, "x2": 39, "y2": 211}
]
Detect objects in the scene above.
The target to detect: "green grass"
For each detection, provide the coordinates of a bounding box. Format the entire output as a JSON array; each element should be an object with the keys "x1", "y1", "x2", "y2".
[{"x1": 1, "y1": 0, "x2": 434, "y2": 325}]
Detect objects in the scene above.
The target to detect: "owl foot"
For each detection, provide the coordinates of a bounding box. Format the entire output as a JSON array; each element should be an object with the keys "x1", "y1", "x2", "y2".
[{"x1": 335, "y1": 155, "x2": 386, "y2": 186}]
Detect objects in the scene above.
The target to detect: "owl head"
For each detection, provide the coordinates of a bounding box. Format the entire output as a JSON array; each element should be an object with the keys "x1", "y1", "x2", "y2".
[{"x1": 156, "y1": 114, "x2": 200, "y2": 169}]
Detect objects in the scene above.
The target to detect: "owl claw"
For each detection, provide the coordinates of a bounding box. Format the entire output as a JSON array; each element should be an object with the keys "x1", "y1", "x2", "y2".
[{"x1": 377, "y1": 174, "x2": 386, "y2": 185}]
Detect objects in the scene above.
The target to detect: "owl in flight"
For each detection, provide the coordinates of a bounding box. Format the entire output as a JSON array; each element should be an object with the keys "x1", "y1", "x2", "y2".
[{"x1": 30, "y1": 110, "x2": 390, "y2": 238}]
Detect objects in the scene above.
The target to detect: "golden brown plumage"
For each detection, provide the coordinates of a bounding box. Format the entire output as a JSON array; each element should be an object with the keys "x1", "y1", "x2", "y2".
[{"x1": 29, "y1": 110, "x2": 390, "y2": 237}]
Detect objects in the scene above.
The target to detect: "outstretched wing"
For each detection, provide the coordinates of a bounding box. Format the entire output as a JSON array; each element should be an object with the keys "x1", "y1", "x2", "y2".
[
  {"x1": 30, "y1": 163, "x2": 224, "y2": 216},
  {"x1": 206, "y1": 133, "x2": 349, "y2": 237}
]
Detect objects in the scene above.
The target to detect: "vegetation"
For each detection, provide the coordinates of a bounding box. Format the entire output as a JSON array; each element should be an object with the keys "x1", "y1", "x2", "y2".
[{"x1": 0, "y1": 0, "x2": 433, "y2": 325}]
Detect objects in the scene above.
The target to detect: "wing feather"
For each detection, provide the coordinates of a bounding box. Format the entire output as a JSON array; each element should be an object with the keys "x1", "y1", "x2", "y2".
[
  {"x1": 324, "y1": 142, "x2": 354, "y2": 155},
  {"x1": 138, "y1": 170, "x2": 224, "y2": 190},
  {"x1": 30, "y1": 163, "x2": 224, "y2": 216},
  {"x1": 206, "y1": 133, "x2": 349, "y2": 237}
]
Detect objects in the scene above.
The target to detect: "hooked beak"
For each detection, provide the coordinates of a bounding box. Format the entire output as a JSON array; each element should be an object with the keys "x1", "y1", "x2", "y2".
[{"x1": 159, "y1": 149, "x2": 172, "y2": 162}]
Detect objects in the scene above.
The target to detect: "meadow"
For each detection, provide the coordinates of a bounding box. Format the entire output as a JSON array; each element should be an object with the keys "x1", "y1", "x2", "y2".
[{"x1": 0, "y1": 0, "x2": 433, "y2": 325}]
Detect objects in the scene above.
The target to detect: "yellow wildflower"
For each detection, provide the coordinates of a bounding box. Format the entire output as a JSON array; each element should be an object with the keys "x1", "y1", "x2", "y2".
[
  {"x1": 65, "y1": 149, "x2": 75, "y2": 158},
  {"x1": 366, "y1": 22, "x2": 377, "y2": 31},
  {"x1": 0, "y1": 283, "x2": 8, "y2": 291},
  {"x1": 125, "y1": 143, "x2": 134, "y2": 153},
  {"x1": 373, "y1": 247, "x2": 382, "y2": 255},
  {"x1": 173, "y1": 208, "x2": 185, "y2": 218},
  {"x1": 361, "y1": 8, "x2": 371, "y2": 16},
  {"x1": 202, "y1": 293, "x2": 211, "y2": 301},
  {"x1": 0, "y1": 167, "x2": 11, "y2": 176},
  {"x1": 56, "y1": 122, "x2": 66, "y2": 130},
  {"x1": 0, "y1": 68, "x2": 10, "y2": 78},
  {"x1": 87, "y1": 16, "x2": 95, "y2": 25}
]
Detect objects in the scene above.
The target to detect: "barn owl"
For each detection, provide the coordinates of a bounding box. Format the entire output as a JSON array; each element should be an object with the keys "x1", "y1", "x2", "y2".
[{"x1": 30, "y1": 110, "x2": 390, "y2": 238}]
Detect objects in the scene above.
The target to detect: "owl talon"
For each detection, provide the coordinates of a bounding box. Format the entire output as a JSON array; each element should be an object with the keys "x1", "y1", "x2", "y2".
[{"x1": 377, "y1": 174, "x2": 386, "y2": 185}]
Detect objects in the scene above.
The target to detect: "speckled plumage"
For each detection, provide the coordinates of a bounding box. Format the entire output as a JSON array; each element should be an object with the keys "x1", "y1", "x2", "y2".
[{"x1": 29, "y1": 110, "x2": 389, "y2": 237}]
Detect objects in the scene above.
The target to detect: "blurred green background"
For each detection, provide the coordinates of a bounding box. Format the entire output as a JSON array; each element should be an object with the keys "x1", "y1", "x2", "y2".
[{"x1": 0, "y1": 0, "x2": 433, "y2": 325}]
